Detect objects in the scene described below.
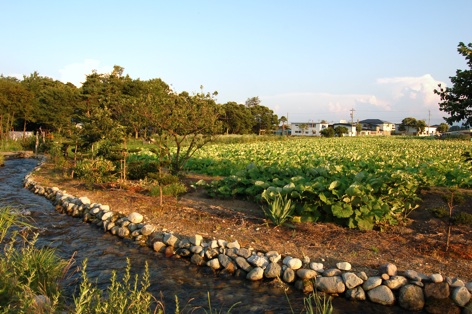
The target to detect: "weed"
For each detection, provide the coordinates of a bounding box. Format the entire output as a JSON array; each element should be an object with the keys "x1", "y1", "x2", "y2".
[{"x1": 261, "y1": 191, "x2": 296, "y2": 226}]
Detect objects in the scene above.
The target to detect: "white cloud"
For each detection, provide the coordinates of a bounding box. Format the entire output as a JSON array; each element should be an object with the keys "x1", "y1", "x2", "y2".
[
  {"x1": 262, "y1": 74, "x2": 448, "y2": 125},
  {"x1": 58, "y1": 59, "x2": 112, "y2": 87}
]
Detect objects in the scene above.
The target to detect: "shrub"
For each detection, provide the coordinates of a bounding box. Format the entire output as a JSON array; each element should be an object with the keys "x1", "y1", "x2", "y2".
[
  {"x1": 74, "y1": 157, "x2": 116, "y2": 185},
  {"x1": 126, "y1": 160, "x2": 159, "y2": 180}
]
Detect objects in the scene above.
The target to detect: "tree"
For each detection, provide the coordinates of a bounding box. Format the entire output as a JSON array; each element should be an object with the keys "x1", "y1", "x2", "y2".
[
  {"x1": 416, "y1": 119, "x2": 427, "y2": 134},
  {"x1": 279, "y1": 116, "x2": 288, "y2": 135},
  {"x1": 356, "y1": 122, "x2": 362, "y2": 133},
  {"x1": 334, "y1": 126, "x2": 348, "y2": 137},
  {"x1": 220, "y1": 102, "x2": 254, "y2": 134},
  {"x1": 435, "y1": 42, "x2": 472, "y2": 127},
  {"x1": 320, "y1": 127, "x2": 335, "y2": 137},
  {"x1": 147, "y1": 89, "x2": 222, "y2": 175},
  {"x1": 245, "y1": 96, "x2": 261, "y2": 108},
  {"x1": 437, "y1": 123, "x2": 449, "y2": 133},
  {"x1": 0, "y1": 76, "x2": 33, "y2": 139},
  {"x1": 250, "y1": 105, "x2": 278, "y2": 135}
]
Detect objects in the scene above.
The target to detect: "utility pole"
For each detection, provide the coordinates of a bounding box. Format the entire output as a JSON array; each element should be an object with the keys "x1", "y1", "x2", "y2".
[
  {"x1": 428, "y1": 110, "x2": 431, "y2": 135},
  {"x1": 350, "y1": 108, "x2": 355, "y2": 125}
]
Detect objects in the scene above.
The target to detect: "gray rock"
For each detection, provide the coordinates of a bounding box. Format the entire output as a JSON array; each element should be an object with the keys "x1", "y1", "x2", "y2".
[
  {"x1": 236, "y1": 248, "x2": 251, "y2": 258},
  {"x1": 153, "y1": 241, "x2": 166, "y2": 252},
  {"x1": 446, "y1": 277, "x2": 465, "y2": 288},
  {"x1": 362, "y1": 276, "x2": 382, "y2": 291},
  {"x1": 384, "y1": 275, "x2": 408, "y2": 290},
  {"x1": 323, "y1": 268, "x2": 342, "y2": 277},
  {"x1": 315, "y1": 276, "x2": 345, "y2": 294},
  {"x1": 190, "y1": 245, "x2": 203, "y2": 254},
  {"x1": 140, "y1": 224, "x2": 155, "y2": 236},
  {"x1": 286, "y1": 257, "x2": 303, "y2": 270},
  {"x1": 429, "y1": 273, "x2": 443, "y2": 283},
  {"x1": 218, "y1": 254, "x2": 232, "y2": 268},
  {"x1": 266, "y1": 251, "x2": 281, "y2": 263},
  {"x1": 398, "y1": 284, "x2": 425, "y2": 311},
  {"x1": 296, "y1": 269, "x2": 317, "y2": 280},
  {"x1": 79, "y1": 196, "x2": 91, "y2": 205},
  {"x1": 247, "y1": 254, "x2": 269, "y2": 268},
  {"x1": 226, "y1": 240, "x2": 240, "y2": 249},
  {"x1": 336, "y1": 262, "x2": 351, "y2": 271},
  {"x1": 424, "y1": 282, "x2": 450, "y2": 299},
  {"x1": 163, "y1": 233, "x2": 179, "y2": 246},
  {"x1": 264, "y1": 262, "x2": 282, "y2": 279},
  {"x1": 342, "y1": 272, "x2": 364, "y2": 289},
  {"x1": 102, "y1": 212, "x2": 114, "y2": 220},
  {"x1": 247, "y1": 267, "x2": 264, "y2": 281},
  {"x1": 189, "y1": 234, "x2": 203, "y2": 246},
  {"x1": 357, "y1": 271, "x2": 368, "y2": 281},
  {"x1": 204, "y1": 248, "x2": 219, "y2": 259},
  {"x1": 207, "y1": 258, "x2": 220, "y2": 270},
  {"x1": 283, "y1": 267, "x2": 296, "y2": 283},
  {"x1": 466, "y1": 282, "x2": 472, "y2": 293},
  {"x1": 128, "y1": 212, "x2": 143, "y2": 224},
  {"x1": 451, "y1": 286, "x2": 471, "y2": 307},
  {"x1": 190, "y1": 254, "x2": 205, "y2": 266},
  {"x1": 217, "y1": 239, "x2": 227, "y2": 248},
  {"x1": 309, "y1": 262, "x2": 324, "y2": 272},
  {"x1": 367, "y1": 285, "x2": 395, "y2": 305},
  {"x1": 117, "y1": 227, "x2": 130, "y2": 238},
  {"x1": 234, "y1": 256, "x2": 252, "y2": 272},
  {"x1": 404, "y1": 270, "x2": 422, "y2": 281},
  {"x1": 379, "y1": 263, "x2": 397, "y2": 276},
  {"x1": 345, "y1": 287, "x2": 366, "y2": 301}
]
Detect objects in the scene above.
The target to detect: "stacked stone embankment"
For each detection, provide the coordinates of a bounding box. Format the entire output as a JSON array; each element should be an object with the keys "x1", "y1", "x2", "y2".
[{"x1": 23, "y1": 164, "x2": 472, "y2": 313}]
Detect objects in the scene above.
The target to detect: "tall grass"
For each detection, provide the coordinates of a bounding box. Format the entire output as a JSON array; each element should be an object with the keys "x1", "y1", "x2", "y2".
[{"x1": 0, "y1": 206, "x2": 65, "y2": 313}]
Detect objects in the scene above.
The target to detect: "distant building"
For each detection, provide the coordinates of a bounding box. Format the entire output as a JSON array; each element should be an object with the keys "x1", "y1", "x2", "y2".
[
  {"x1": 290, "y1": 122, "x2": 329, "y2": 136},
  {"x1": 332, "y1": 122, "x2": 357, "y2": 137},
  {"x1": 359, "y1": 119, "x2": 395, "y2": 136}
]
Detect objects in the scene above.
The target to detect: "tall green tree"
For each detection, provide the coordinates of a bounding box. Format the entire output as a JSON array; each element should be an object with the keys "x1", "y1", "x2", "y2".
[
  {"x1": 220, "y1": 102, "x2": 253, "y2": 134},
  {"x1": 245, "y1": 96, "x2": 261, "y2": 108},
  {"x1": 435, "y1": 42, "x2": 472, "y2": 127},
  {"x1": 334, "y1": 126, "x2": 348, "y2": 137},
  {"x1": 0, "y1": 76, "x2": 33, "y2": 139},
  {"x1": 147, "y1": 89, "x2": 222, "y2": 175},
  {"x1": 437, "y1": 123, "x2": 449, "y2": 133},
  {"x1": 250, "y1": 105, "x2": 278, "y2": 135}
]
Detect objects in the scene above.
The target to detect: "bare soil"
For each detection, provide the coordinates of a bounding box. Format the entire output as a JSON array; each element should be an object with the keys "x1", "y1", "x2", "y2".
[{"x1": 30, "y1": 159, "x2": 472, "y2": 283}]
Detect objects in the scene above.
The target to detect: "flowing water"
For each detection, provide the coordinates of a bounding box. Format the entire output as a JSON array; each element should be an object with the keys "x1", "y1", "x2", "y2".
[{"x1": 0, "y1": 158, "x2": 412, "y2": 313}]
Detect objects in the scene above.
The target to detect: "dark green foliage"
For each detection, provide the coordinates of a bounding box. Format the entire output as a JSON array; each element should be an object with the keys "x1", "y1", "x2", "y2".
[
  {"x1": 320, "y1": 128, "x2": 335, "y2": 137},
  {"x1": 126, "y1": 160, "x2": 159, "y2": 180},
  {"x1": 435, "y1": 42, "x2": 472, "y2": 127},
  {"x1": 453, "y1": 212, "x2": 472, "y2": 225}
]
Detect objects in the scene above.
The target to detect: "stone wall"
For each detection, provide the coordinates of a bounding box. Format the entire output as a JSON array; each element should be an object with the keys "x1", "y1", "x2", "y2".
[{"x1": 23, "y1": 161, "x2": 472, "y2": 313}]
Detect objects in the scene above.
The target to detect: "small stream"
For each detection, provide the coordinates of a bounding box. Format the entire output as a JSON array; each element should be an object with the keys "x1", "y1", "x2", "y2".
[{"x1": 0, "y1": 158, "x2": 411, "y2": 313}]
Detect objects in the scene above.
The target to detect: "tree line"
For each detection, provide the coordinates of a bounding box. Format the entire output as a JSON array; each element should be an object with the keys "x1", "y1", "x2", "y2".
[{"x1": 0, "y1": 65, "x2": 278, "y2": 144}]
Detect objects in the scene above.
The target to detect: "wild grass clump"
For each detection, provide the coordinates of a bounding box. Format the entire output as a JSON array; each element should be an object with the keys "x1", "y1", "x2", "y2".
[
  {"x1": 73, "y1": 258, "x2": 155, "y2": 314},
  {"x1": 0, "y1": 206, "x2": 65, "y2": 313},
  {"x1": 261, "y1": 191, "x2": 296, "y2": 226}
]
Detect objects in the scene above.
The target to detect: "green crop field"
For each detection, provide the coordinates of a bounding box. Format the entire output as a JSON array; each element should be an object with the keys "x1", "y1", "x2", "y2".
[{"x1": 133, "y1": 137, "x2": 472, "y2": 230}]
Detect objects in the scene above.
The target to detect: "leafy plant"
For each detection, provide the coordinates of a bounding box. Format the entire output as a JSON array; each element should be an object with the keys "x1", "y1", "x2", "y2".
[
  {"x1": 74, "y1": 157, "x2": 116, "y2": 186},
  {"x1": 261, "y1": 190, "x2": 296, "y2": 226}
]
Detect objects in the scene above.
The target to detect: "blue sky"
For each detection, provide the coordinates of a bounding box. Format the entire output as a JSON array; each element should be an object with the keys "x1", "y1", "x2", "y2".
[{"x1": 1, "y1": 1, "x2": 471, "y2": 125}]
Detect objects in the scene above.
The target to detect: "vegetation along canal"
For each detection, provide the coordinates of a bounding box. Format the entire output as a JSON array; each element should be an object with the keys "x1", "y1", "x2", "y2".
[{"x1": 1, "y1": 157, "x2": 417, "y2": 313}]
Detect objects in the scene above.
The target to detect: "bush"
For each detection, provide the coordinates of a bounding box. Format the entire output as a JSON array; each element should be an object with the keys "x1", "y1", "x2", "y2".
[
  {"x1": 74, "y1": 157, "x2": 116, "y2": 185},
  {"x1": 126, "y1": 160, "x2": 159, "y2": 180}
]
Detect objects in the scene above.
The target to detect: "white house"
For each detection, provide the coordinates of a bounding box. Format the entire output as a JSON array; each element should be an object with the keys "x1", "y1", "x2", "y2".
[
  {"x1": 290, "y1": 122, "x2": 329, "y2": 136},
  {"x1": 359, "y1": 119, "x2": 395, "y2": 136},
  {"x1": 332, "y1": 123, "x2": 357, "y2": 137}
]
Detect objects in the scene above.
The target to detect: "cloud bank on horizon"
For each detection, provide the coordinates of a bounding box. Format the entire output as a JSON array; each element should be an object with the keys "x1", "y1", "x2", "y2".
[{"x1": 263, "y1": 74, "x2": 446, "y2": 125}]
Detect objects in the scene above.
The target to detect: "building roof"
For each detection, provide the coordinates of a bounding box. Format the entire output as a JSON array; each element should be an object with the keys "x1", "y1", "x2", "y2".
[{"x1": 359, "y1": 119, "x2": 394, "y2": 125}]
